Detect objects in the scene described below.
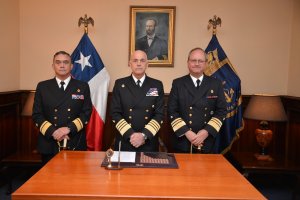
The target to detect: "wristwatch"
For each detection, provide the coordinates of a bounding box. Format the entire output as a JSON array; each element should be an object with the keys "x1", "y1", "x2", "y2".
[{"x1": 141, "y1": 133, "x2": 147, "y2": 140}]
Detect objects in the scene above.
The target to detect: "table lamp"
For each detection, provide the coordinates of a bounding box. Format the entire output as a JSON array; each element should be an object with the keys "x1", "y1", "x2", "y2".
[{"x1": 243, "y1": 94, "x2": 287, "y2": 161}]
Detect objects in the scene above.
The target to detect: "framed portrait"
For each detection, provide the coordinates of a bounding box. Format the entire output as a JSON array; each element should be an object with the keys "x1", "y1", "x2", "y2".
[{"x1": 129, "y1": 6, "x2": 176, "y2": 67}]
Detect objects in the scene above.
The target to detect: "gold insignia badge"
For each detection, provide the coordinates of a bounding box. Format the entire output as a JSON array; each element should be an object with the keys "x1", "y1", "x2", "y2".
[{"x1": 121, "y1": 84, "x2": 125, "y2": 88}]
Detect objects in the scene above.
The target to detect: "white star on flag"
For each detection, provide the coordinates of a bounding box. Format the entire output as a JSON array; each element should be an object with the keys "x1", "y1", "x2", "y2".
[{"x1": 75, "y1": 52, "x2": 92, "y2": 71}]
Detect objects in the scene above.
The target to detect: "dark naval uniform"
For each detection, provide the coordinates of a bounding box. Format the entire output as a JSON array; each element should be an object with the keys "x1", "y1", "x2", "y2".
[
  {"x1": 110, "y1": 75, "x2": 164, "y2": 152},
  {"x1": 32, "y1": 78, "x2": 92, "y2": 155},
  {"x1": 168, "y1": 74, "x2": 227, "y2": 153}
]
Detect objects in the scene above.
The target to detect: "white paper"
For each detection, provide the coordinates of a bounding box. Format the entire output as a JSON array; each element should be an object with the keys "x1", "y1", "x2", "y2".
[{"x1": 111, "y1": 151, "x2": 136, "y2": 163}]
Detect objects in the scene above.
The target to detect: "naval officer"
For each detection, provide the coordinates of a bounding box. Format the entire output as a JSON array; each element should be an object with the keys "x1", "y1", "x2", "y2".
[
  {"x1": 168, "y1": 47, "x2": 227, "y2": 153},
  {"x1": 32, "y1": 51, "x2": 92, "y2": 164},
  {"x1": 110, "y1": 50, "x2": 164, "y2": 152}
]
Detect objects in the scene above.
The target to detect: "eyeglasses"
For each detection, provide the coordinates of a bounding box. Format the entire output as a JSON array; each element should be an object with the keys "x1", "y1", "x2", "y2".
[
  {"x1": 54, "y1": 60, "x2": 71, "y2": 65},
  {"x1": 189, "y1": 59, "x2": 206, "y2": 65},
  {"x1": 131, "y1": 59, "x2": 147, "y2": 64}
]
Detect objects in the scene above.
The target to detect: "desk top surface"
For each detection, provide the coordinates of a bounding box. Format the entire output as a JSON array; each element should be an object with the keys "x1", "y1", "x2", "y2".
[{"x1": 13, "y1": 151, "x2": 266, "y2": 200}]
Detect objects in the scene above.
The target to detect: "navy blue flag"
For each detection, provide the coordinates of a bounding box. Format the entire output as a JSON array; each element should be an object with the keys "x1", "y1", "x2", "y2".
[
  {"x1": 71, "y1": 33, "x2": 110, "y2": 151},
  {"x1": 205, "y1": 35, "x2": 244, "y2": 154}
]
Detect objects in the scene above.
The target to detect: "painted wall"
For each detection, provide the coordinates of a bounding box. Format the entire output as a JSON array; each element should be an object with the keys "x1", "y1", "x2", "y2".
[
  {"x1": 0, "y1": 0, "x2": 299, "y2": 97},
  {"x1": 0, "y1": 0, "x2": 19, "y2": 92},
  {"x1": 288, "y1": 0, "x2": 300, "y2": 97}
]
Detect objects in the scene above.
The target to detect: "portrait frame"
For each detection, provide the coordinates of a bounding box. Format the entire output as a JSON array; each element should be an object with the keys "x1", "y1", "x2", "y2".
[{"x1": 129, "y1": 6, "x2": 176, "y2": 67}]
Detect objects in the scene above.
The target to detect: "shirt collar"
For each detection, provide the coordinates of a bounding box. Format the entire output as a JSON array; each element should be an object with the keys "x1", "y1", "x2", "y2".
[
  {"x1": 56, "y1": 76, "x2": 71, "y2": 88},
  {"x1": 132, "y1": 74, "x2": 146, "y2": 85},
  {"x1": 190, "y1": 74, "x2": 204, "y2": 87}
]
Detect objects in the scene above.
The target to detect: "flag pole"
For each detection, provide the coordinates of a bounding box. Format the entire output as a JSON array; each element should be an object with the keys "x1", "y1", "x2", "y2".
[
  {"x1": 207, "y1": 15, "x2": 222, "y2": 35},
  {"x1": 78, "y1": 14, "x2": 94, "y2": 34}
]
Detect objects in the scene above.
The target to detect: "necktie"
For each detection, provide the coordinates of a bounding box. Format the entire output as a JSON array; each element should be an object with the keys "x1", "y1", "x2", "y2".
[
  {"x1": 196, "y1": 79, "x2": 201, "y2": 89},
  {"x1": 136, "y1": 80, "x2": 141, "y2": 87},
  {"x1": 60, "y1": 81, "x2": 65, "y2": 91}
]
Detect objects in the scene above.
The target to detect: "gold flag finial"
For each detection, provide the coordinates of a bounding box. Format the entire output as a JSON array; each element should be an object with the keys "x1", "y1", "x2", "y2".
[
  {"x1": 207, "y1": 15, "x2": 222, "y2": 35},
  {"x1": 78, "y1": 14, "x2": 94, "y2": 34}
]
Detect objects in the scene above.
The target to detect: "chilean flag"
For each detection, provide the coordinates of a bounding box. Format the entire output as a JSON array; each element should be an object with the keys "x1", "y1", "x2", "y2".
[{"x1": 71, "y1": 33, "x2": 110, "y2": 151}]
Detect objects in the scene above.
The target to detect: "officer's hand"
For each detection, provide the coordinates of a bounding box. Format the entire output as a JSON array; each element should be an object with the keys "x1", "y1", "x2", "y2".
[
  {"x1": 193, "y1": 129, "x2": 209, "y2": 146},
  {"x1": 185, "y1": 130, "x2": 197, "y2": 143},
  {"x1": 59, "y1": 127, "x2": 70, "y2": 135},
  {"x1": 52, "y1": 129, "x2": 63, "y2": 141},
  {"x1": 57, "y1": 135, "x2": 70, "y2": 142},
  {"x1": 130, "y1": 132, "x2": 145, "y2": 148},
  {"x1": 52, "y1": 127, "x2": 70, "y2": 141}
]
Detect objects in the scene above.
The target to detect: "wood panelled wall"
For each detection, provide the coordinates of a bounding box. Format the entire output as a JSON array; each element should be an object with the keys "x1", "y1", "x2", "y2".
[
  {"x1": 0, "y1": 91, "x2": 21, "y2": 160},
  {"x1": 1, "y1": 91, "x2": 300, "y2": 165}
]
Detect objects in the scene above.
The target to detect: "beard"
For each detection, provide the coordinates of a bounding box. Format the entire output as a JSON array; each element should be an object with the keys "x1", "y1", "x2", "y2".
[{"x1": 146, "y1": 28, "x2": 155, "y2": 36}]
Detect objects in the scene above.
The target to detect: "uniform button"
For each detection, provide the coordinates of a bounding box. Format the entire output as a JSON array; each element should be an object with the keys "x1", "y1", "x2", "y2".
[
  {"x1": 210, "y1": 111, "x2": 214, "y2": 115},
  {"x1": 54, "y1": 124, "x2": 57, "y2": 126},
  {"x1": 54, "y1": 109, "x2": 58, "y2": 112},
  {"x1": 54, "y1": 117, "x2": 57, "y2": 119},
  {"x1": 170, "y1": 116, "x2": 173, "y2": 119},
  {"x1": 112, "y1": 120, "x2": 115, "y2": 123},
  {"x1": 205, "y1": 107, "x2": 208, "y2": 110},
  {"x1": 189, "y1": 114, "x2": 192, "y2": 117},
  {"x1": 204, "y1": 121, "x2": 207, "y2": 124},
  {"x1": 146, "y1": 109, "x2": 149, "y2": 112},
  {"x1": 161, "y1": 121, "x2": 163, "y2": 124},
  {"x1": 189, "y1": 107, "x2": 193, "y2": 110},
  {"x1": 129, "y1": 123, "x2": 131, "y2": 126},
  {"x1": 145, "y1": 116, "x2": 148, "y2": 120},
  {"x1": 129, "y1": 116, "x2": 132, "y2": 119},
  {"x1": 129, "y1": 109, "x2": 132, "y2": 112},
  {"x1": 189, "y1": 128, "x2": 192, "y2": 130},
  {"x1": 85, "y1": 121, "x2": 88, "y2": 124},
  {"x1": 189, "y1": 121, "x2": 192, "y2": 124},
  {"x1": 152, "y1": 105, "x2": 155, "y2": 108},
  {"x1": 68, "y1": 116, "x2": 70, "y2": 119},
  {"x1": 68, "y1": 108, "x2": 71, "y2": 111},
  {"x1": 204, "y1": 114, "x2": 207, "y2": 117},
  {"x1": 35, "y1": 123, "x2": 38, "y2": 127}
]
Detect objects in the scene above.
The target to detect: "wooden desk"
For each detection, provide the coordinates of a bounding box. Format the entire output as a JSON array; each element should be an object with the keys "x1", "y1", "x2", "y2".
[{"x1": 12, "y1": 151, "x2": 266, "y2": 200}]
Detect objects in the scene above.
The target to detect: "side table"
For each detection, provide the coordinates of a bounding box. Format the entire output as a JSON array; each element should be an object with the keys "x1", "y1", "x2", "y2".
[
  {"x1": 231, "y1": 152, "x2": 300, "y2": 200},
  {"x1": 231, "y1": 152, "x2": 300, "y2": 176}
]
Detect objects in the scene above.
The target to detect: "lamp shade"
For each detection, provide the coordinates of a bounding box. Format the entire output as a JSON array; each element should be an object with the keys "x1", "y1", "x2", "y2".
[
  {"x1": 243, "y1": 94, "x2": 287, "y2": 122},
  {"x1": 21, "y1": 91, "x2": 35, "y2": 116}
]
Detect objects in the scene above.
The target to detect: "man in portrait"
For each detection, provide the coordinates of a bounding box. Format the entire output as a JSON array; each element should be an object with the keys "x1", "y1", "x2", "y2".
[{"x1": 135, "y1": 18, "x2": 168, "y2": 60}]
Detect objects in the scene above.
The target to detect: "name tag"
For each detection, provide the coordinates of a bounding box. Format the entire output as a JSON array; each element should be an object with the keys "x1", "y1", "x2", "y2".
[
  {"x1": 72, "y1": 94, "x2": 84, "y2": 100},
  {"x1": 146, "y1": 88, "x2": 159, "y2": 96},
  {"x1": 207, "y1": 95, "x2": 218, "y2": 99}
]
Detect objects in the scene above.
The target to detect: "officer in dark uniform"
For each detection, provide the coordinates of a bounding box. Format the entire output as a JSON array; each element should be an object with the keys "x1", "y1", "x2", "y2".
[
  {"x1": 168, "y1": 47, "x2": 227, "y2": 153},
  {"x1": 32, "y1": 51, "x2": 92, "y2": 164},
  {"x1": 110, "y1": 50, "x2": 164, "y2": 152}
]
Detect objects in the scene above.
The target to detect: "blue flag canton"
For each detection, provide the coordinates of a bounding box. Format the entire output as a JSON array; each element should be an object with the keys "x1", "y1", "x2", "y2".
[{"x1": 71, "y1": 34, "x2": 105, "y2": 82}]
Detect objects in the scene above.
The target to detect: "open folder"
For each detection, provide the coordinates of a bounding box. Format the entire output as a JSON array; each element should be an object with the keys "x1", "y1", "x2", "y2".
[{"x1": 101, "y1": 152, "x2": 179, "y2": 169}]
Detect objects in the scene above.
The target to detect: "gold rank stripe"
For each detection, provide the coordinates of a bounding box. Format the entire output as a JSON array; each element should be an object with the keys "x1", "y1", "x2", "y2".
[
  {"x1": 207, "y1": 117, "x2": 223, "y2": 132},
  {"x1": 171, "y1": 118, "x2": 186, "y2": 132},
  {"x1": 40, "y1": 121, "x2": 52, "y2": 135},
  {"x1": 73, "y1": 118, "x2": 83, "y2": 132},
  {"x1": 145, "y1": 119, "x2": 160, "y2": 136},
  {"x1": 116, "y1": 119, "x2": 132, "y2": 135}
]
